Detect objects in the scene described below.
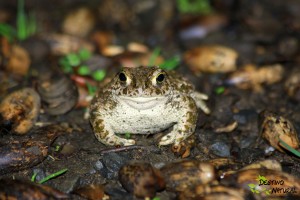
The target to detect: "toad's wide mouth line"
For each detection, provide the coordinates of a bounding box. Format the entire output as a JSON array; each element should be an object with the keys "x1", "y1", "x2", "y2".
[{"x1": 117, "y1": 96, "x2": 167, "y2": 109}]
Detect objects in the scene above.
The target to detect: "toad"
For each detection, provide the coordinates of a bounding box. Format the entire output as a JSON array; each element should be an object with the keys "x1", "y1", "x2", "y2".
[{"x1": 89, "y1": 66, "x2": 210, "y2": 146}]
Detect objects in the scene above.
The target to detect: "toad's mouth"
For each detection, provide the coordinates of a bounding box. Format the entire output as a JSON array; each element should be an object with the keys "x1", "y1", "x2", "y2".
[{"x1": 118, "y1": 96, "x2": 167, "y2": 110}]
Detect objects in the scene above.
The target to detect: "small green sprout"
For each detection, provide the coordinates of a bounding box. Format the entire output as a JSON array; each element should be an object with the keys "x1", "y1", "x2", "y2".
[
  {"x1": 59, "y1": 57, "x2": 72, "y2": 73},
  {"x1": 279, "y1": 138, "x2": 300, "y2": 157},
  {"x1": 16, "y1": 0, "x2": 37, "y2": 40},
  {"x1": 149, "y1": 47, "x2": 161, "y2": 66},
  {"x1": 55, "y1": 145, "x2": 60, "y2": 152},
  {"x1": 92, "y1": 69, "x2": 106, "y2": 81},
  {"x1": 39, "y1": 168, "x2": 68, "y2": 184},
  {"x1": 26, "y1": 12, "x2": 37, "y2": 37},
  {"x1": 31, "y1": 172, "x2": 38, "y2": 182},
  {"x1": 160, "y1": 56, "x2": 180, "y2": 70},
  {"x1": 177, "y1": 0, "x2": 213, "y2": 14},
  {"x1": 17, "y1": 0, "x2": 27, "y2": 40},
  {"x1": 0, "y1": 0, "x2": 37, "y2": 42},
  {"x1": 66, "y1": 53, "x2": 81, "y2": 67},
  {"x1": 0, "y1": 24, "x2": 15, "y2": 42},
  {"x1": 125, "y1": 132, "x2": 131, "y2": 139},
  {"x1": 59, "y1": 49, "x2": 104, "y2": 82},
  {"x1": 78, "y1": 65, "x2": 91, "y2": 76},
  {"x1": 87, "y1": 83, "x2": 97, "y2": 96},
  {"x1": 215, "y1": 86, "x2": 225, "y2": 94},
  {"x1": 78, "y1": 48, "x2": 92, "y2": 61},
  {"x1": 148, "y1": 47, "x2": 180, "y2": 70},
  {"x1": 152, "y1": 197, "x2": 161, "y2": 200}
]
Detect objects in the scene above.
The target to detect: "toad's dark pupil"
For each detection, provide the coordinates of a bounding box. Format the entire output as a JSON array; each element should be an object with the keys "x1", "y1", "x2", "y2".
[
  {"x1": 156, "y1": 74, "x2": 165, "y2": 82},
  {"x1": 119, "y1": 72, "x2": 127, "y2": 82}
]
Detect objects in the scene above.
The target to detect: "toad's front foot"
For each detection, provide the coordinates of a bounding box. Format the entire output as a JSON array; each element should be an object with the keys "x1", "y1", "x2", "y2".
[{"x1": 91, "y1": 115, "x2": 136, "y2": 146}]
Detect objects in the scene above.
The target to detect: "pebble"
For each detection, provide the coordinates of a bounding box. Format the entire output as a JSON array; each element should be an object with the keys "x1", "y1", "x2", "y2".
[
  {"x1": 95, "y1": 152, "x2": 129, "y2": 179},
  {"x1": 210, "y1": 141, "x2": 230, "y2": 157}
]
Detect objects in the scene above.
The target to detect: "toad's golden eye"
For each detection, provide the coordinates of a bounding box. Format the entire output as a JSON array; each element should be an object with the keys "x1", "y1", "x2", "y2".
[
  {"x1": 119, "y1": 72, "x2": 127, "y2": 82},
  {"x1": 156, "y1": 73, "x2": 165, "y2": 83}
]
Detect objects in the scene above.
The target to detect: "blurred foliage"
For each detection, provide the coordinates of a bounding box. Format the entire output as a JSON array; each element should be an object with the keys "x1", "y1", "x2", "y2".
[
  {"x1": 215, "y1": 86, "x2": 225, "y2": 95},
  {"x1": 87, "y1": 83, "x2": 97, "y2": 96},
  {"x1": 0, "y1": 0, "x2": 37, "y2": 41},
  {"x1": 149, "y1": 47, "x2": 180, "y2": 70},
  {"x1": 59, "y1": 49, "x2": 93, "y2": 75},
  {"x1": 92, "y1": 69, "x2": 106, "y2": 81},
  {"x1": 176, "y1": 0, "x2": 213, "y2": 14},
  {"x1": 0, "y1": 24, "x2": 15, "y2": 42},
  {"x1": 160, "y1": 56, "x2": 181, "y2": 71}
]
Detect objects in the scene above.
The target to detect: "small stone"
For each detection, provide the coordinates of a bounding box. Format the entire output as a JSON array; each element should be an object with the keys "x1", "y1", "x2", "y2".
[
  {"x1": 0, "y1": 88, "x2": 40, "y2": 135},
  {"x1": 119, "y1": 162, "x2": 165, "y2": 198},
  {"x1": 259, "y1": 110, "x2": 299, "y2": 152},
  {"x1": 161, "y1": 160, "x2": 215, "y2": 193},
  {"x1": 210, "y1": 141, "x2": 230, "y2": 157},
  {"x1": 62, "y1": 7, "x2": 95, "y2": 37},
  {"x1": 184, "y1": 45, "x2": 237, "y2": 74},
  {"x1": 95, "y1": 153, "x2": 129, "y2": 179}
]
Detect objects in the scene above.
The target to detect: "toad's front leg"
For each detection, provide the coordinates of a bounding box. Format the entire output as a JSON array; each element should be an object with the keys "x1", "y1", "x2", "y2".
[
  {"x1": 90, "y1": 112, "x2": 135, "y2": 146},
  {"x1": 159, "y1": 96, "x2": 198, "y2": 146}
]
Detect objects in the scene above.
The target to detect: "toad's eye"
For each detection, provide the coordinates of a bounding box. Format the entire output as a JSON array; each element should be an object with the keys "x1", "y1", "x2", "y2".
[
  {"x1": 156, "y1": 73, "x2": 165, "y2": 83},
  {"x1": 119, "y1": 72, "x2": 127, "y2": 82}
]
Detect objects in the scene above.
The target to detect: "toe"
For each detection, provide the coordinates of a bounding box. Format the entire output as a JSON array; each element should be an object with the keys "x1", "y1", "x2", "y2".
[
  {"x1": 123, "y1": 139, "x2": 136, "y2": 146},
  {"x1": 159, "y1": 134, "x2": 175, "y2": 146}
]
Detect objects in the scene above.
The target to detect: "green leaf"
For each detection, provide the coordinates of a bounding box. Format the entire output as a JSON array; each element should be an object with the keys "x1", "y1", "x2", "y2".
[
  {"x1": 279, "y1": 138, "x2": 300, "y2": 157},
  {"x1": 78, "y1": 65, "x2": 91, "y2": 75},
  {"x1": 0, "y1": 23, "x2": 15, "y2": 42},
  {"x1": 215, "y1": 86, "x2": 225, "y2": 94},
  {"x1": 66, "y1": 53, "x2": 81, "y2": 66},
  {"x1": 55, "y1": 145, "x2": 60, "y2": 152},
  {"x1": 78, "y1": 48, "x2": 91, "y2": 61},
  {"x1": 149, "y1": 47, "x2": 161, "y2": 66},
  {"x1": 27, "y1": 12, "x2": 37, "y2": 36},
  {"x1": 86, "y1": 83, "x2": 97, "y2": 96},
  {"x1": 248, "y1": 183, "x2": 256, "y2": 189},
  {"x1": 59, "y1": 57, "x2": 73, "y2": 73},
  {"x1": 177, "y1": 0, "x2": 213, "y2": 14},
  {"x1": 39, "y1": 168, "x2": 68, "y2": 184},
  {"x1": 125, "y1": 132, "x2": 131, "y2": 139},
  {"x1": 92, "y1": 69, "x2": 106, "y2": 81},
  {"x1": 17, "y1": 0, "x2": 27, "y2": 40},
  {"x1": 152, "y1": 197, "x2": 160, "y2": 200},
  {"x1": 160, "y1": 56, "x2": 180, "y2": 70},
  {"x1": 31, "y1": 172, "x2": 38, "y2": 182}
]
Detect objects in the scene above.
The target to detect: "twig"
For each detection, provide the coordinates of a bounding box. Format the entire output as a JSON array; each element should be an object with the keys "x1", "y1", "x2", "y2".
[{"x1": 99, "y1": 145, "x2": 146, "y2": 155}]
